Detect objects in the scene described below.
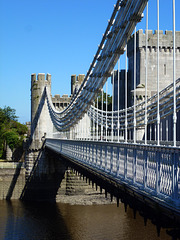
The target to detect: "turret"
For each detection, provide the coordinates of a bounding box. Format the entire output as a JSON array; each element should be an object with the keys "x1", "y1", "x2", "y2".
[
  {"x1": 31, "y1": 73, "x2": 51, "y2": 123},
  {"x1": 30, "y1": 73, "x2": 53, "y2": 149}
]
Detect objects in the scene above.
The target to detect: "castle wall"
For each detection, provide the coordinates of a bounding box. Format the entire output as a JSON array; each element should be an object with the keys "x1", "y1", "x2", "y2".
[
  {"x1": 52, "y1": 94, "x2": 71, "y2": 111},
  {"x1": 128, "y1": 30, "x2": 180, "y2": 96},
  {"x1": 0, "y1": 162, "x2": 25, "y2": 200},
  {"x1": 113, "y1": 70, "x2": 125, "y2": 110},
  {"x1": 51, "y1": 74, "x2": 86, "y2": 112}
]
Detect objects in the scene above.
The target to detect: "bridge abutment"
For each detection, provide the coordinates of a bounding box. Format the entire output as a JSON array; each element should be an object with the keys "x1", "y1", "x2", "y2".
[
  {"x1": 23, "y1": 72, "x2": 96, "y2": 201},
  {"x1": 22, "y1": 146, "x2": 67, "y2": 201},
  {"x1": 22, "y1": 73, "x2": 59, "y2": 201}
]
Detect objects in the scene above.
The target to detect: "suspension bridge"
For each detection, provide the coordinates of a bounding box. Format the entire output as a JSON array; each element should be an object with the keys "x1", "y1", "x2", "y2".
[{"x1": 22, "y1": 0, "x2": 180, "y2": 236}]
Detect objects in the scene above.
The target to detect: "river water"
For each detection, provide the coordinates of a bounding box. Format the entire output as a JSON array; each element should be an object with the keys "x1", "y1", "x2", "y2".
[{"x1": 0, "y1": 200, "x2": 172, "y2": 240}]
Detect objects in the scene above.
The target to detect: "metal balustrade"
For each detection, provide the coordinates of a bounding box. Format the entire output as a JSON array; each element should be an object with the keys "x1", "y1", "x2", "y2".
[{"x1": 45, "y1": 138, "x2": 180, "y2": 208}]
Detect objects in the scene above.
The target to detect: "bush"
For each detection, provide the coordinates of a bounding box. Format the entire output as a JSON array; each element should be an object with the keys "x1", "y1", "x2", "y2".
[{"x1": 0, "y1": 106, "x2": 28, "y2": 158}]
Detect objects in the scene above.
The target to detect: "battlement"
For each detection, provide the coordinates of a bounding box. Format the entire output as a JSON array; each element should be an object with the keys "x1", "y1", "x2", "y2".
[
  {"x1": 77, "y1": 74, "x2": 85, "y2": 83},
  {"x1": 52, "y1": 93, "x2": 71, "y2": 110},
  {"x1": 71, "y1": 74, "x2": 85, "y2": 95},
  {"x1": 128, "y1": 29, "x2": 180, "y2": 54},
  {"x1": 31, "y1": 73, "x2": 51, "y2": 84},
  {"x1": 52, "y1": 94, "x2": 70, "y2": 100}
]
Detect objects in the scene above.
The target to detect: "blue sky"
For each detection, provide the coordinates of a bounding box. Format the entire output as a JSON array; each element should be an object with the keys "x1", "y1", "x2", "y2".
[{"x1": 0, "y1": 0, "x2": 179, "y2": 123}]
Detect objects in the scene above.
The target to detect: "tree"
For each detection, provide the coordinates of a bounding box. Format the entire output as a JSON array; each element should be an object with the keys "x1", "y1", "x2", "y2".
[
  {"x1": 0, "y1": 106, "x2": 17, "y2": 123},
  {"x1": 0, "y1": 106, "x2": 28, "y2": 159},
  {"x1": 3, "y1": 131, "x2": 19, "y2": 150},
  {"x1": 95, "y1": 91, "x2": 112, "y2": 111}
]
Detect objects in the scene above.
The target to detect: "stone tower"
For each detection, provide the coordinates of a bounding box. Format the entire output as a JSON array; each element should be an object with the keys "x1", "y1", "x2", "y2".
[
  {"x1": 113, "y1": 30, "x2": 180, "y2": 110},
  {"x1": 31, "y1": 73, "x2": 53, "y2": 147},
  {"x1": 25, "y1": 73, "x2": 53, "y2": 177},
  {"x1": 31, "y1": 73, "x2": 51, "y2": 123},
  {"x1": 112, "y1": 30, "x2": 180, "y2": 141},
  {"x1": 127, "y1": 29, "x2": 180, "y2": 97},
  {"x1": 71, "y1": 74, "x2": 85, "y2": 96}
]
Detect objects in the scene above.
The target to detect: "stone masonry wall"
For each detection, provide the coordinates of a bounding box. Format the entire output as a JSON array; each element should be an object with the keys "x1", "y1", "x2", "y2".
[
  {"x1": 0, "y1": 162, "x2": 25, "y2": 200},
  {"x1": 128, "y1": 29, "x2": 180, "y2": 95},
  {"x1": 0, "y1": 159, "x2": 108, "y2": 205}
]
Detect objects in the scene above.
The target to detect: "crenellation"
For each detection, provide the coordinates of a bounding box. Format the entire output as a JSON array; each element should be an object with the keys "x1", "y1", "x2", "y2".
[
  {"x1": 54, "y1": 94, "x2": 61, "y2": 99},
  {"x1": 46, "y1": 73, "x2": 51, "y2": 83},
  {"x1": 71, "y1": 74, "x2": 85, "y2": 95},
  {"x1": 165, "y1": 30, "x2": 173, "y2": 35},
  {"x1": 128, "y1": 29, "x2": 180, "y2": 55},
  {"x1": 52, "y1": 93, "x2": 71, "y2": 110},
  {"x1": 146, "y1": 29, "x2": 153, "y2": 35},
  {"x1": 115, "y1": 29, "x2": 180, "y2": 111},
  {"x1": 37, "y1": 73, "x2": 45, "y2": 82},
  {"x1": 31, "y1": 73, "x2": 36, "y2": 84},
  {"x1": 31, "y1": 73, "x2": 51, "y2": 84}
]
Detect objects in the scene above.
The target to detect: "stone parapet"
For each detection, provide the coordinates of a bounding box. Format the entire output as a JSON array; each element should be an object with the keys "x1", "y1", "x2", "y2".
[
  {"x1": 52, "y1": 93, "x2": 71, "y2": 110},
  {"x1": 128, "y1": 29, "x2": 180, "y2": 55}
]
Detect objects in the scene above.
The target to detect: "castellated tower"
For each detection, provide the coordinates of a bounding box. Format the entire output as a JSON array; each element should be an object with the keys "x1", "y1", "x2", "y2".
[
  {"x1": 71, "y1": 74, "x2": 85, "y2": 95},
  {"x1": 25, "y1": 73, "x2": 54, "y2": 177},
  {"x1": 31, "y1": 73, "x2": 51, "y2": 123},
  {"x1": 112, "y1": 30, "x2": 180, "y2": 141},
  {"x1": 128, "y1": 29, "x2": 180, "y2": 98},
  {"x1": 113, "y1": 30, "x2": 180, "y2": 110},
  {"x1": 31, "y1": 73, "x2": 53, "y2": 149}
]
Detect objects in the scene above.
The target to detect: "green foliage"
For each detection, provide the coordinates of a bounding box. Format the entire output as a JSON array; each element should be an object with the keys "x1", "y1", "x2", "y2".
[
  {"x1": 0, "y1": 106, "x2": 17, "y2": 123},
  {"x1": 3, "y1": 131, "x2": 19, "y2": 150},
  {"x1": 95, "y1": 91, "x2": 112, "y2": 111},
  {"x1": 0, "y1": 106, "x2": 28, "y2": 158}
]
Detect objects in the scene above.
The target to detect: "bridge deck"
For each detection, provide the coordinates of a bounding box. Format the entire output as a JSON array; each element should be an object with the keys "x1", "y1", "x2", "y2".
[{"x1": 45, "y1": 138, "x2": 180, "y2": 214}]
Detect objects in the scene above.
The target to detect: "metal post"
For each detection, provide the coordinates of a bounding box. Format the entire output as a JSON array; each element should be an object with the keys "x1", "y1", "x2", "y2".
[
  {"x1": 134, "y1": 26, "x2": 137, "y2": 144},
  {"x1": 77, "y1": 124, "x2": 78, "y2": 139},
  {"x1": 173, "y1": 0, "x2": 177, "y2": 147},
  {"x1": 93, "y1": 101, "x2": 95, "y2": 141},
  {"x1": 112, "y1": 71, "x2": 114, "y2": 142},
  {"x1": 118, "y1": 59, "x2": 120, "y2": 142},
  {"x1": 106, "y1": 80, "x2": 108, "y2": 141},
  {"x1": 75, "y1": 125, "x2": 77, "y2": 140},
  {"x1": 82, "y1": 119, "x2": 83, "y2": 140},
  {"x1": 85, "y1": 113, "x2": 87, "y2": 140},
  {"x1": 172, "y1": 151, "x2": 178, "y2": 200},
  {"x1": 144, "y1": 150, "x2": 147, "y2": 189},
  {"x1": 156, "y1": 150, "x2": 160, "y2": 194},
  {"x1": 80, "y1": 119, "x2": 82, "y2": 140},
  {"x1": 101, "y1": 88, "x2": 103, "y2": 141},
  {"x1": 125, "y1": 43, "x2": 128, "y2": 143},
  {"x1": 145, "y1": 3, "x2": 148, "y2": 145},
  {"x1": 157, "y1": 0, "x2": 160, "y2": 146},
  {"x1": 97, "y1": 97, "x2": 98, "y2": 141}
]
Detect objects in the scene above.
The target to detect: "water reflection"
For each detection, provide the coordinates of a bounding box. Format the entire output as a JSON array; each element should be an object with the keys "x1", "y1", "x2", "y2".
[
  {"x1": 58, "y1": 204, "x2": 171, "y2": 240},
  {"x1": 0, "y1": 200, "x2": 71, "y2": 240},
  {"x1": 0, "y1": 200, "x2": 172, "y2": 240}
]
